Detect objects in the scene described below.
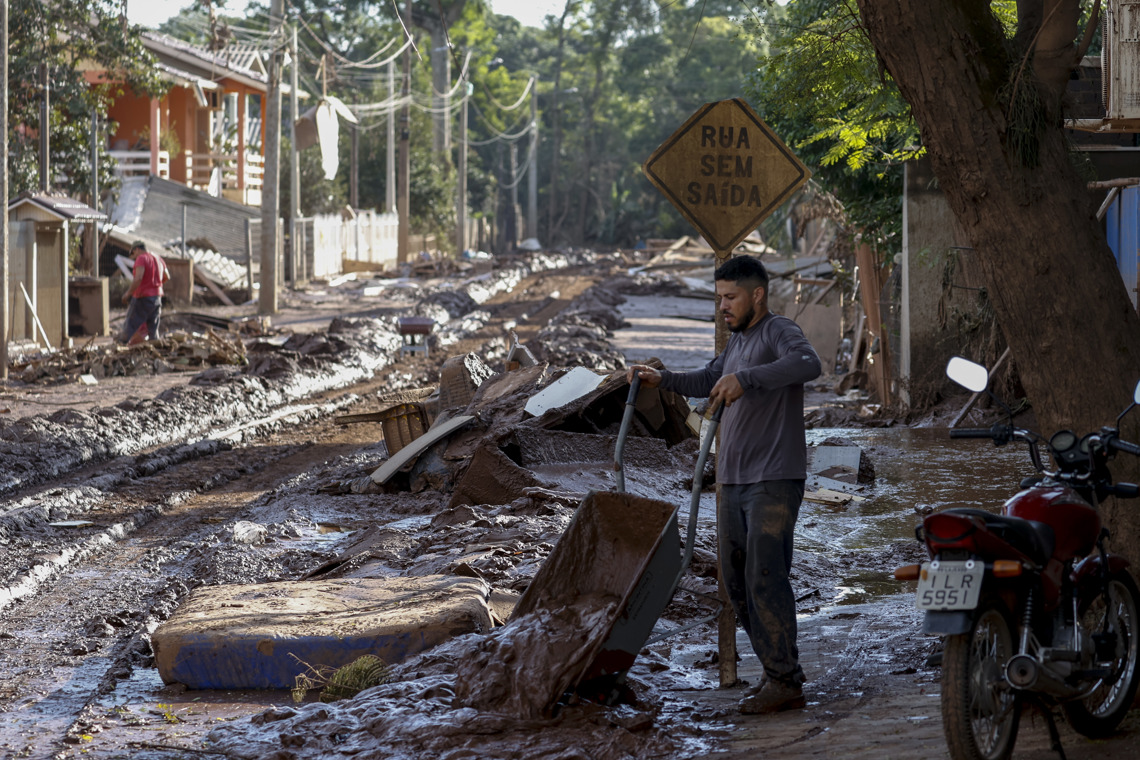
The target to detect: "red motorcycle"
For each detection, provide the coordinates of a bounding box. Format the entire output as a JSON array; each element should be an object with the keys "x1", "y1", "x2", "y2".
[{"x1": 896, "y1": 357, "x2": 1140, "y2": 760}]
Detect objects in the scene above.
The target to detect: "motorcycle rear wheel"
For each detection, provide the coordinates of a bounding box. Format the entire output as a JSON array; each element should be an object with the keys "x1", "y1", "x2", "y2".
[
  {"x1": 942, "y1": 601, "x2": 1020, "y2": 760},
  {"x1": 1063, "y1": 571, "x2": 1140, "y2": 738}
]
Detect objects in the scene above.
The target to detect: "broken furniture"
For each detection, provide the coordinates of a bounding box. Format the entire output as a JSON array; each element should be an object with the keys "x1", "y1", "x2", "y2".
[
  {"x1": 438, "y1": 353, "x2": 493, "y2": 410},
  {"x1": 152, "y1": 575, "x2": 493, "y2": 689},
  {"x1": 397, "y1": 316, "x2": 434, "y2": 357},
  {"x1": 335, "y1": 387, "x2": 437, "y2": 456}
]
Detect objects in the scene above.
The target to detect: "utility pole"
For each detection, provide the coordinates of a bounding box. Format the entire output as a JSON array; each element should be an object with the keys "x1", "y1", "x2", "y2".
[
  {"x1": 386, "y1": 60, "x2": 396, "y2": 213},
  {"x1": 90, "y1": 110, "x2": 99, "y2": 277},
  {"x1": 456, "y1": 78, "x2": 468, "y2": 255},
  {"x1": 260, "y1": 0, "x2": 284, "y2": 315},
  {"x1": 527, "y1": 76, "x2": 538, "y2": 241},
  {"x1": 350, "y1": 125, "x2": 359, "y2": 209},
  {"x1": 39, "y1": 63, "x2": 49, "y2": 192},
  {"x1": 509, "y1": 142, "x2": 518, "y2": 247},
  {"x1": 289, "y1": 24, "x2": 301, "y2": 285},
  {"x1": 397, "y1": 0, "x2": 412, "y2": 263},
  {"x1": 2, "y1": 0, "x2": 10, "y2": 380}
]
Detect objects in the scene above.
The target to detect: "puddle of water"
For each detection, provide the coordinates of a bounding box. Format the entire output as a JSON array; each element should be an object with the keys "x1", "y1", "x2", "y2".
[{"x1": 804, "y1": 427, "x2": 1033, "y2": 604}]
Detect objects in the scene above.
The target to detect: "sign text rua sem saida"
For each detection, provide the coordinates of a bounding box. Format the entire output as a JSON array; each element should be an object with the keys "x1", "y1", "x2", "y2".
[{"x1": 643, "y1": 99, "x2": 810, "y2": 253}]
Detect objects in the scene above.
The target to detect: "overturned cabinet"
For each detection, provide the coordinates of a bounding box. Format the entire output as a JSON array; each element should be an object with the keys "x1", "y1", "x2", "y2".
[{"x1": 7, "y1": 194, "x2": 108, "y2": 347}]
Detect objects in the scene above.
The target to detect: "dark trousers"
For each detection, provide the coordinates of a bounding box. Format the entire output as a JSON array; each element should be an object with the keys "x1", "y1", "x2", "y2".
[
  {"x1": 119, "y1": 296, "x2": 162, "y2": 342},
  {"x1": 718, "y1": 479, "x2": 806, "y2": 687}
]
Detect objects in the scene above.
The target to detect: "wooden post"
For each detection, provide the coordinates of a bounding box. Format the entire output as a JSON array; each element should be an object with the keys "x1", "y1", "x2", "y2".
[
  {"x1": 397, "y1": 0, "x2": 411, "y2": 263},
  {"x1": 457, "y1": 80, "x2": 468, "y2": 255},
  {"x1": 259, "y1": 0, "x2": 283, "y2": 315},
  {"x1": 714, "y1": 248, "x2": 738, "y2": 688},
  {"x1": 2, "y1": 0, "x2": 9, "y2": 380},
  {"x1": 40, "y1": 63, "x2": 49, "y2": 191},
  {"x1": 527, "y1": 76, "x2": 538, "y2": 241},
  {"x1": 245, "y1": 218, "x2": 254, "y2": 301}
]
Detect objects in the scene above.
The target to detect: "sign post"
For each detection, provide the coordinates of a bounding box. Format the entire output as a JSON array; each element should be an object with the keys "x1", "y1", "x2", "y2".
[{"x1": 643, "y1": 99, "x2": 810, "y2": 688}]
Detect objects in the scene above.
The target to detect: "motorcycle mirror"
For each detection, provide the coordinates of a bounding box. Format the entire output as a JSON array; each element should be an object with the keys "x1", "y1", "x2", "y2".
[
  {"x1": 1114, "y1": 379, "x2": 1140, "y2": 426},
  {"x1": 946, "y1": 356, "x2": 989, "y2": 393}
]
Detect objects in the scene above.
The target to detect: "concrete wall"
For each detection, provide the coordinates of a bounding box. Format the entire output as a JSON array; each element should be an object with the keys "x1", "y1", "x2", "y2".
[{"x1": 902, "y1": 157, "x2": 991, "y2": 407}]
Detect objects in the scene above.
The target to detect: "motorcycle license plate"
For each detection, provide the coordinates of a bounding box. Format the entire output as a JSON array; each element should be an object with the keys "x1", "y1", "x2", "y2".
[{"x1": 915, "y1": 560, "x2": 982, "y2": 611}]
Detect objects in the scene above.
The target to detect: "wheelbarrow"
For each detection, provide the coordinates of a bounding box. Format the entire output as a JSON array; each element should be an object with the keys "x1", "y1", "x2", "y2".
[{"x1": 509, "y1": 375, "x2": 722, "y2": 705}]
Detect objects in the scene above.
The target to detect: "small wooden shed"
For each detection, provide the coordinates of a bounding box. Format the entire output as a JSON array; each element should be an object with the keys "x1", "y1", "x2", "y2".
[{"x1": 7, "y1": 194, "x2": 107, "y2": 348}]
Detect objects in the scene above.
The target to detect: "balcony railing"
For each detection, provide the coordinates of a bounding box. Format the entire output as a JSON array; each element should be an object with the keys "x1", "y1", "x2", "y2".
[
  {"x1": 109, "y1": 150, "x2": 170, "y2": 180},
  {"x1": 180, "y1": 151, "x2": 264, "y2": 194},
  {"x1": 109, "y1": 150, "x2": 264, "y2": 204}
]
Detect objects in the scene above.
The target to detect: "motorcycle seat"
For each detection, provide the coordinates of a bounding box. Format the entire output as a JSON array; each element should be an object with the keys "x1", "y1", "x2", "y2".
[{"x1": 942, "y1": 507, "x2": 1056, "y2": 565}]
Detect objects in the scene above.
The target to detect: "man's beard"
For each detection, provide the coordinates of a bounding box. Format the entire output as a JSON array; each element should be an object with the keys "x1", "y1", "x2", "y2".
[{"x1": 728, "y1": 305, "x2": 754, "y2": 333}]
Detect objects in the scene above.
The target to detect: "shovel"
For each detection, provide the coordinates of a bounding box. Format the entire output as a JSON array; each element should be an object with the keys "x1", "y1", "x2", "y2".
[{"x1": 616, "y1": 374, "x2": 723, "y2": 636}]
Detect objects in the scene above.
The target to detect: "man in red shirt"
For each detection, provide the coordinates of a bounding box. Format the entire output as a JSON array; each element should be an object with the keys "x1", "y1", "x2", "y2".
[{"x1": 118, "y1": 241, "x2": 170, "y2": 345}]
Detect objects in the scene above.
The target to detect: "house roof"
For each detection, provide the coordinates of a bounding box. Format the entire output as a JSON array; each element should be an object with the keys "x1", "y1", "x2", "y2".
[
  {"x1": 135, "y1": 175, "x2": 262, "y2": 263},
  {"x1": 8, "y1": 193, "x2": 107, "y2": 222},
  {"x1": 143, "y1": 32, "x2": 270, "y2": 92},
  {"x1": 141, "y1": 32, "x2": 305, "y2": 97}
]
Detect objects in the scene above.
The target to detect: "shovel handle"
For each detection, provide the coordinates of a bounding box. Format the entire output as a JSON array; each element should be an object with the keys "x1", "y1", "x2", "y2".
[
  {"x1": 614, "y1": 375, "x2": 642, "y2": 493},
  {"x1": 625, "y1": 374, "x2": 642, "y2": 405}
]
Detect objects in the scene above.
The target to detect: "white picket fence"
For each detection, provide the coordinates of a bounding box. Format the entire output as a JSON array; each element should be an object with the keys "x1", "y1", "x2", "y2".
[{"x1": 309, "y1": 210, "x2": 399, "y2": 279}]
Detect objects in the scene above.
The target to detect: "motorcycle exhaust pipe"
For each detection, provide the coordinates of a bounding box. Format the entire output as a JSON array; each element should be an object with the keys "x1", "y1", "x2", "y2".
[{"x1": 1005, "y1": 654, "x2": 1083, "y2": 699}]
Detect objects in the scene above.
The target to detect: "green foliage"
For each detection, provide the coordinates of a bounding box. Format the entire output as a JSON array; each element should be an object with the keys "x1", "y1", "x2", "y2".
[
  {"x1": 745, "y1": 0, "x2": 921, "y2": 250},
  {"x1": 291, "y1": 654, "x2": 390, "y2": 703},
  {"x1": 7, "y1": 0, "x2": 168, "y2": 200},
  {"x1": 115, "y1": 1, "x2": 778, "y2": 249}
]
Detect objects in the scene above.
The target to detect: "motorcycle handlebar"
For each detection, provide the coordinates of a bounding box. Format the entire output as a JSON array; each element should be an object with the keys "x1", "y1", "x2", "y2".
[
  {"x1": 1111, "y1": 482, "x2": 1140, "y2": 498},
  {"x1": 1108, "y1": 437, "x2": 1140, "y2": 457}
]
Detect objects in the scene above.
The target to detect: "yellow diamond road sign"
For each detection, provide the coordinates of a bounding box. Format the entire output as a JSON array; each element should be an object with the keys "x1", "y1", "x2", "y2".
[{"x1": 644, "y1": 99, "x2": 811, "y2": 253}]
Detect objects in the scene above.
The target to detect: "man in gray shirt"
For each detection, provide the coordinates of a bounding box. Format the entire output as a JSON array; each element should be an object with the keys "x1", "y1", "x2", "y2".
[{"x1": 627, "y1": 254, "x2": 821, "y2": 714}]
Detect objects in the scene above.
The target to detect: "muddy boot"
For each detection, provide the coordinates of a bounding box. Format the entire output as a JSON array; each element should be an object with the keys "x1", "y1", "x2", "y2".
[
  {"x1": 738, "y1": 681, "x2": 805, "y2": 715},
  {"x1": 743, "y1": 675, "x2": 768, "y2": 698}
]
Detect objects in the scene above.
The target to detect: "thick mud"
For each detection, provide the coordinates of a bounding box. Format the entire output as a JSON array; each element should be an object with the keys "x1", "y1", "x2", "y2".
[{"x1": 4, "y1": 254, "x2": 1140, "y2": 760}]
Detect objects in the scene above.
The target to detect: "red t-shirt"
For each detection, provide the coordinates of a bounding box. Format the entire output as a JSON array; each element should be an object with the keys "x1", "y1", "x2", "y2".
[{"x1": 133, "y1": 251, "x2": 167, "y2": 298}]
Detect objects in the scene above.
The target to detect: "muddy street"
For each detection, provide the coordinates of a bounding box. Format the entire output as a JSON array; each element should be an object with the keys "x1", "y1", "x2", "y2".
[{"x1": 2, "y1": 255, "x2": 1140, "y2": 760}]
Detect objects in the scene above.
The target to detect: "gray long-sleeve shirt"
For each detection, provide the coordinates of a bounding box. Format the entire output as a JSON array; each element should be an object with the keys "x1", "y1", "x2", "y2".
[{"x1": 659, "y1": 312, "x2": 821, "y2": 484}]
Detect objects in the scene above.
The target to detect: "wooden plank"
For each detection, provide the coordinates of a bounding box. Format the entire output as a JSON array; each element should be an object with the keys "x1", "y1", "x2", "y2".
[
  {"x1": 804, "y1": 488, "x2": 858, "y2": 507},
  {"x1": 194, "y1": 267, "x2": 235, "y2": 306},
  {"x1": 370, "y1": 415, "x2": 475, "y2": 484},
  {"x1": 18, "y1": 282, "x2": 54, "y2": 350}
]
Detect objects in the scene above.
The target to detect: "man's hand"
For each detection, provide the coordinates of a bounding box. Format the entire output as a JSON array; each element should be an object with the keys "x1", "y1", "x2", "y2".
[
  {"x1": 626, "y1": 364, "x2": 662, "y2": 388},
  {"x1": 709, "y1": 373, "x2": 744, "y2": 409},
  {"x1": 121, "y1": 292, "x2": 131, "y2": 305}
]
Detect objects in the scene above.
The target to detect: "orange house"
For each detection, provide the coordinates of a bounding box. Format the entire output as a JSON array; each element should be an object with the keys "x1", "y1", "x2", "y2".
[{"x1": 84, "y1": 31, "x2": 294, "y2": 207}]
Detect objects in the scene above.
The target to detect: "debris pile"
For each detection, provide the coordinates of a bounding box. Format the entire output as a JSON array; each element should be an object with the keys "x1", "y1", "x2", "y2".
[
  {"x1": 11, "y1": 330, "x2": 248, "y2": 384},
  {"x1": 532, "y1": 281, "x2": 630, "y2": 371}
]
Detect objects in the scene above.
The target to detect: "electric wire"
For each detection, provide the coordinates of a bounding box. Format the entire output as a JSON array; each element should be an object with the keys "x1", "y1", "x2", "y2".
[{"x1": 481, "y1": 76, "x2": 534, "y2": 112}]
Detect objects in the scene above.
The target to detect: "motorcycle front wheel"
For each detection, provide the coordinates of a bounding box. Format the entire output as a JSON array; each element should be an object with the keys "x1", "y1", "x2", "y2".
[
  {"x1": 1063, "y1": 570, "x2": 1140, "y2": 738},
  {"x1": 942, "y1": 601, "x2": 1020, "y2": 760}
]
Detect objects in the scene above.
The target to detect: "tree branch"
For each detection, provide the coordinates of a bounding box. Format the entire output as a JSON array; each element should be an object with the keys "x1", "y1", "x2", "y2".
[{"x1": 1075, "y1": 0, "x2": 1102, "y2": 61}]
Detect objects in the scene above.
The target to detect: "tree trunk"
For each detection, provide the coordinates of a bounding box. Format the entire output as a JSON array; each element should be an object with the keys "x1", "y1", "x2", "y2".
[{"x1": 855, "y1": 0, "x2": 1140, "y2": 562}]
